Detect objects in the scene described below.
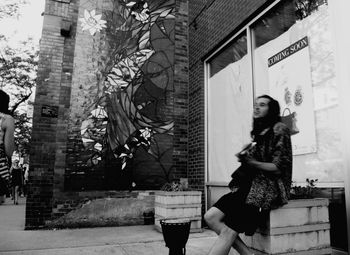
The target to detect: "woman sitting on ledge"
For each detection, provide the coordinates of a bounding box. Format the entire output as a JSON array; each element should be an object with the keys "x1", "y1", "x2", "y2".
[{"x1": 205, "y1": 95, "x2": 293, "y2": 255}]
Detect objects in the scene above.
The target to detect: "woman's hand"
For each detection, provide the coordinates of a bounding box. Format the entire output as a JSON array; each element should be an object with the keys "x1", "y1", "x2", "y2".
[
  {"x1": 236, "y1": 152, "x2": 255, "y2": 165},
  {"x1": 235, "y1": 142, "x2": 256, "y2": 162},
  {"x1": 244, "y1": 157, "x2": 281, "y2": 175},
  {"x1": 243, "y1": 156, "x2": 257, "y2": 167},
  {"x1": 236, "y1": 152, "x2": 248, "y2": 162}
]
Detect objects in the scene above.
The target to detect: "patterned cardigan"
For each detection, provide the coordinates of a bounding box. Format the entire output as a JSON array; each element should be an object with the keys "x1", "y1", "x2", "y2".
[{"x1": 245, "y1": 122, "x2": 293, "y2": 210}]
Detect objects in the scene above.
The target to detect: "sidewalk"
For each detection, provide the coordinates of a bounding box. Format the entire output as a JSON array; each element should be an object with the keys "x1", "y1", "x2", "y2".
[{"x1": 0, "y1": 197, "x2": 232, "y2": 255}]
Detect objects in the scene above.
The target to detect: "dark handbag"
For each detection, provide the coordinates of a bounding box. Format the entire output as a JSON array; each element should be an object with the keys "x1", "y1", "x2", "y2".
[
  {"x1": 281, "y1": 108, "x2": 299, "y2": 135},
  {"x1": 228, "y1": 164, "x2": 255, "y2": 191}
]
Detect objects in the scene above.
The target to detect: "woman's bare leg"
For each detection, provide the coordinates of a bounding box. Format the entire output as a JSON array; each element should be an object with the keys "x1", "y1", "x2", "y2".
[
  {"x1": 233, "y1": 236, "x2": 253, "y2": 255},
  {"x1": 204, "y1": 207, "x2": 254, "y2": 255},
  {"x1": 14, "y1": 186, "x2": 19, "y2": 204},
  {"x1": 209, "y1": 224, "x2": 237, "y2": 255}
]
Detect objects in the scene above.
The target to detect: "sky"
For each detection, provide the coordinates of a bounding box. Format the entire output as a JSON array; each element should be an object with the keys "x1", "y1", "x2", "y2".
[
  {"x1": 0, "y1": 0, "x2": 45, "y2": 47},
  {"x1": 0, "y1": 0, "x2": 45, "y2": 117}
]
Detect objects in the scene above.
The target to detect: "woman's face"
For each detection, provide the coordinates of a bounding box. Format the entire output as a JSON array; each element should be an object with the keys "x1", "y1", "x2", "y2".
[{"x1": 254, "y1": 97, "x2": 270, "y2": 118}]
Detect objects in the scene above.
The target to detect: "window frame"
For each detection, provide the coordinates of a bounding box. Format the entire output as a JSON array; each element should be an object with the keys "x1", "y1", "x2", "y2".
[{"x1": 203, "y1": 0, "x2": 281, "y2": 193}]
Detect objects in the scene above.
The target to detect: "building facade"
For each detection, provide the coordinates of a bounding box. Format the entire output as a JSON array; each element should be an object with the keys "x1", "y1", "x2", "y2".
[
  {"x1": 189, "y1": 0, "x2": 349, "y2": 253},
  {"x1": 29, "y1": 0, "x2": 349, "y2": 253}
]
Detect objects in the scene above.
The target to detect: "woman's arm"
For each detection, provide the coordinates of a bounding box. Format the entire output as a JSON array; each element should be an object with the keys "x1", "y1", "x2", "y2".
[
  {"x1": 238, "y1": 123, "x2": 292, "y2": 176},
  {"x1": 3, "y1": 115, "x2": 15, "y2": 158},
  {"x1": 244, "y1": 159, "x2": 281, "y2": 174}
]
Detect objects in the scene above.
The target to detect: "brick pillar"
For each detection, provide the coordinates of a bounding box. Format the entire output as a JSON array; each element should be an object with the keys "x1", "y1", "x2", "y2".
[
  {"x1": 25, "y1": 0, "x2": 78, "y2": 229},
  {"x1": 173, "y1": 0, "x2": 189, "y2": 181}
]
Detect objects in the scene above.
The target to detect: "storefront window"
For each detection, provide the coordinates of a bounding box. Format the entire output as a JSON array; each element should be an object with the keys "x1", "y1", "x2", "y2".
[
  {"x1": 206, "y1": 0, "x2": 348, "y2": 252},
  {"x1": 252, "y1": 0, "x2": 341, "y2": 184},
  {"x1": 209, "y1": 34, "x2": 248, "y2": 77},
  {"x1": 251, "y1": 0, "x2": 347, "y2": 251},
  {"x1": 207, "y1": 32, "x2": 253, "y2": 185}
]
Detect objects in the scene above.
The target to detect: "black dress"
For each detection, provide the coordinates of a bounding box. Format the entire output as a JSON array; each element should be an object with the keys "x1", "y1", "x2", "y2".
[
  {"x1": 213, "y1": 181, "x2": 264, "y2": 236},
  {"x1": 11, "y1": 167, "x2": 22, "y2": 186}
]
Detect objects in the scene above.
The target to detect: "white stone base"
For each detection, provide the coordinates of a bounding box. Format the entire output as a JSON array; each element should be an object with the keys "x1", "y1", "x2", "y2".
[
  {"x1": 154, "y1": 191, "x2": 202, "y2": 233},
  {"x1": 241, "y1": 199, "x2": 331, "y2": 255}
]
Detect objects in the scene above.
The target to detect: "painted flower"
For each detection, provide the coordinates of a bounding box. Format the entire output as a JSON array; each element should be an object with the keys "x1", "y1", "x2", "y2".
[
  {"x1": 105, "y1": 50, "x2": 154, "y2": 93},
  {"x1": 79, "y1": 9, "x2": 107, "y2": 35},
  {"x1": 115, "y1": 128, "x2": 153, "y2": 170},
  {"x1": 105, "y1": 58, "x2": 137, "y2": 93},
  {"x1": 127, "y1": 1, "x2": 150, "y2": 23},
  {"x1": 140, "y1": 128, "x2": 151, "y2": 140},
  {"x1": 94, "y1": 143, "x2": 103, "y2": 151},
  {"x1": 80, "y1": 105, "x2": 108, "y2": 166},
  {"x1": 90, "y1": 105, "x2": 108, "y2": 119}
]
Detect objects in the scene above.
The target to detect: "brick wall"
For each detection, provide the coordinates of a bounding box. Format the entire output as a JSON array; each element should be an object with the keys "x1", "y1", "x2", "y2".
[
  {"x1": 26, "y1": 0, "x2": 78, "y2": 229},
  {"x1": 172, "y1": 0, "x2": 189, "y2": 180},
  {"x1": 188, "y1": 0, "x2": 268, "y2": 213},
  {"x1": 27, "y1": 0, "x2": 190, "y2": 228}
]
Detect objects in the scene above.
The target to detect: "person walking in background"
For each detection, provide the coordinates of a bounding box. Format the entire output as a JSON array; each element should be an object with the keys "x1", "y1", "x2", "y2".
[
  {"x1": 0, "y1": 90, "x2": 15, "y2": 204},
  {"x1": 204, "y1": 95, "x2": 293, "y2": 255},
  {"x1": 23, "y1": 164, "x2": 29, "y2": 197},
  {"x1": 10, "y1": 159, "x2": 22, "y2": 205}
]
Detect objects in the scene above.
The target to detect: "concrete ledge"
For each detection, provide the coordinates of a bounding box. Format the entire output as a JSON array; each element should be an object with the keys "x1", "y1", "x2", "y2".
[
  {"x1": 281, "y1": 198, "x2": 329, "y2": 208},
  {"x1": 155, "y1": 202, "x2": 201, "y2": 208},
  {"x1": 259, "y1": 223, "x2": 330, "y2": 235},
  {"x1": 242, "y1": 198, "x2": 331, "y2": 254},
  {"x1": 251, "y1": 247, "x2": 332, "y2": 255},
  {"x1": 154, "y1": 191, "x2": 202, "y2": 196},
  {"x1": 267, "y1": 199, "x2": 329, "y2": 228},
  {"x1": 154, "y1": 215, "x2": 201, "y2": 221}
]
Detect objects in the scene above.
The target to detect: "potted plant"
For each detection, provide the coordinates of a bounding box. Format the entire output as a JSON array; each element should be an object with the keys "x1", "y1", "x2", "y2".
[
  {"x1": 154, "y1": 179, "x2": 202, "y2": 233},
  {"x1": 290, "y1": 178, "x2": 319, "y2": 199}
]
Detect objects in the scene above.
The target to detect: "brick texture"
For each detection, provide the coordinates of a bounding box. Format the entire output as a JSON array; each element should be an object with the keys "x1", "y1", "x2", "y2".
[
  {"x1": 172, "y1": 0, "x2": 189, "y2": 180},
  {"x1": 26, "y1": 0, "x2": 79, "y2": 229}
]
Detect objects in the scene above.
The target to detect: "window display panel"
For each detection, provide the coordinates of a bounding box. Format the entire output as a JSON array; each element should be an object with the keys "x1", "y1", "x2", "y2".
[
  {"x1": 252, "y1": 0, "x2": 343, "y2": 185},
  {"x1": 252, "y1": 1, "x2": 348, "y2": 251},
  {"x1": 207, "y1": 33, "x2": 253, "y2": 183}
]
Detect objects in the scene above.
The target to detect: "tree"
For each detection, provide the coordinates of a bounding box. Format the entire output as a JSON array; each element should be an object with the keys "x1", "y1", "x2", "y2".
[
  {"x1": 0, "y1": 0, "x2": 37, "y2": 161},
  {"x1": 0, "y1": 37, "x2": 38, "y2": 161},
  {"x1": 0, "y1": 0, "x2": 27, "y2": 20}
]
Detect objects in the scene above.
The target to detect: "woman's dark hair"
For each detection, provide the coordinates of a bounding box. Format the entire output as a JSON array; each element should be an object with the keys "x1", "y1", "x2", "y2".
[
  {"x1": 251, "y1": 94, "x2": 281, "y2": 137},
  {"x1": 0, "y1": 90, "x2": 10, "y2": 114},
  {"x1": 258, "y1": 94, "x2": 281, "y2": 123}
]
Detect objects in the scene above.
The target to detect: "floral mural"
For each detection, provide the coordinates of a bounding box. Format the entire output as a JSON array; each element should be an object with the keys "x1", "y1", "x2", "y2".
[
  {"x1": 68, "y1": 0, "x2": 176, "y2": 190},
  {"x1": 79, "y1": 9, "x2": 107, "y2": 35}
]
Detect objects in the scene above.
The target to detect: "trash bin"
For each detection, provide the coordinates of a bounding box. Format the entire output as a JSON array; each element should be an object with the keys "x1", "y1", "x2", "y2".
[
  {"x1": 143, "y1": 211, "x2": 155, "y2": 225},
  {"x1": 160, "y1": 219, "x2": 191, "y2": 255}
]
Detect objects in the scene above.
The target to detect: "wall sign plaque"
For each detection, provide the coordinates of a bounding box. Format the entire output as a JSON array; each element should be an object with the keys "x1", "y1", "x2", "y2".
[{"x1": 41, "y1": 105, "x2": 58, "y2": 118}]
